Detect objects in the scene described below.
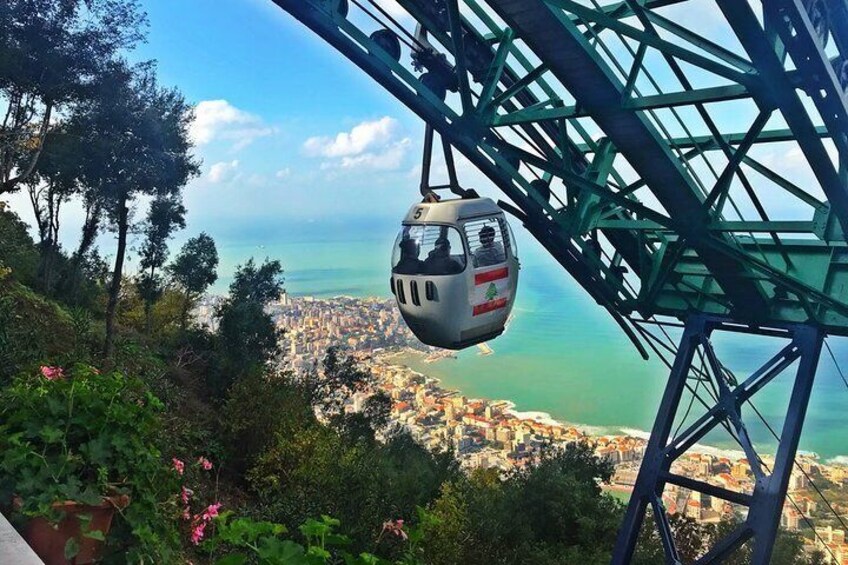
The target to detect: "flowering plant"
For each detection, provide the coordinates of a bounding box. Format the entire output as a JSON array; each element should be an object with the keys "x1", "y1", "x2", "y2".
[
  {"x1": 201, "y1": 510, "x2": 435, "y2": 564},
  {"x1": 171, "y1": 455, "x2": 221, "y2": 546},
  {"x1": 0, "y1": 364, "x2": 180, "y2": 559}
]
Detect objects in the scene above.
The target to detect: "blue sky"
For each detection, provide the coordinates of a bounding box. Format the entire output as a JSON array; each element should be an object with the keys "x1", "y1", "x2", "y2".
[
  {"x1": 5, "y1": 0, "x2": 463, "y2": 249},
  {"x1": 132, "y1": 0, "x2": 441, "y2": 228},
  {"x1": 2, "y1": 0, "x2": 837, "y2": 276}
]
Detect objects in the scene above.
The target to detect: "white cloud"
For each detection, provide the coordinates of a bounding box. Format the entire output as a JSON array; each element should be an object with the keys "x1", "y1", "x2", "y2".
[
  {"x1": 305, "y1": 116, "x2": 412, "y2": 171},
  {"x1": 207, "y1": 160, "x2": 240, "y2": 183},
  {"x1": 275, "y1": 167, "x2": 292, "y2": 179},
  {"x1": 190, "y1": 100, "x2": 275, "y2": 151},
  {"x1": 304, "y1": 117, "x2": 399, "y2": 158},
  {"x1": 334, "y1": 138, "x2": 411, "y2": 171}
]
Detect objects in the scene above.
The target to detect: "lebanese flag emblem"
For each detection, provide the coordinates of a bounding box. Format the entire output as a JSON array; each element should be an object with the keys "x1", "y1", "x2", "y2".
[{"x1": 471, "y1": 267, "x2": 510, "y2": 316}]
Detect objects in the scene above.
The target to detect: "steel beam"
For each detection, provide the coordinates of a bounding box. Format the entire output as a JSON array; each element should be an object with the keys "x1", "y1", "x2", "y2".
[
  {"x1": 487, "y1": 0, "x2": 769, "y2": 316},
  {"x1": 612, "y1": 317, "x2": 824, "y2": 564},
  {"x1": 493, "y1": 84, "x2": 752, "y2": 126}
]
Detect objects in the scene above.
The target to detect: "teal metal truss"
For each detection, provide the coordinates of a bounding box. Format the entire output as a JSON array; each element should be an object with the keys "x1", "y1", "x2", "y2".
[
  {"x1": 270, "y1": 0, "x2": 848, "y2": 562},
  {"x1": 272, "y1": 0, "x2": 848, "y2": 340}
]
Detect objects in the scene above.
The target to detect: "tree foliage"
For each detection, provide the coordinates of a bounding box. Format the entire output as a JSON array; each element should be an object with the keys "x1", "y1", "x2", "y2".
[
  {"x1": 422, "y1": 443, "x2": 621, "y2": 564},
  {"x1": 235, "y1": 369, "x2": 457, "y2": 561},
  {"x1": 0, "y1": 0, "x2": 146, "y2": 193},
  {"x1": 209, "y1": 258, "x2": 284, "y2": 395},
  {"x1": 89, "y1": 61, "x2": 199, "y2": 358},
  {"x1": 168, "y1": 232, "x2": 218, "y2": 330},
  {"x1": 137, "y1": 195, "x2": 186, "y2": 333}
]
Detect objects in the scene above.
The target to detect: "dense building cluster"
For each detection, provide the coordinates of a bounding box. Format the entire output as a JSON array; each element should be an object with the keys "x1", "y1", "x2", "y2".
[
  {"x1": 269, "y1": 293, "x2": 451, "y2": 373},
  {"x1": 265, "y1": 295, "x2": 847, "y2": 559}
]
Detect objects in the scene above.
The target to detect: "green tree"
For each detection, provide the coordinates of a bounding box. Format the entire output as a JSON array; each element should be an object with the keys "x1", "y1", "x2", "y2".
[
  {"x1": 137, "y1": 195, "x2": 186, "y2": 334},
  {"x1": 0, "y1": 203, "x2": 38, "y2": 285},
  {"x1": 168, "y1": 232, "x2": 218, "y2": 330},
  {"x1": 212, "y1": 258, "x2": 284, "y2": 395},
  {"x1": 634, "y1": 512, "x2": 819, "y2": 564},
  {"x1": 228, "y1": 257, "x2": 286, "y2": 304},
  {"x1": 423, "y1": 443, "x2": 621, "y2": 564},
  {"x1": 308, "y1": 348, "x2": 394, "y2": 442},
  {"x1": 22, "y1": 123, "x2": 88, "y2": 293},
  {"x1": 90, "y1": 62, "x2": 198, "y2": 359},
  {"x1": 0, "y1": 0, "x2": 146, "y2": 193}
]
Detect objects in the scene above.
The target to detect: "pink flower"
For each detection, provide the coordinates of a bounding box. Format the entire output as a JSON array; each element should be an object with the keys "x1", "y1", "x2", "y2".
[
  {"x1": 202, "y1": 502, "x2": 221, "y2": 521},
  {"x1": 40, "y1": 366, "x2": 64, "y2": 381},
  {"x1": 180, "y1": 486, "x2": 192, "y2": 505},
  {"x1": 172, "y1": 458, "x2": 185, "y2": 475},
  {"x1": 190, "y1": 522, "x2": 206, "y2": 545},
  {"x1": 381, "y1": 519, "x2": 408, "y2": 540},
  {"x1": 197, "y1": 456, "x2": 213, "y2": 471}
]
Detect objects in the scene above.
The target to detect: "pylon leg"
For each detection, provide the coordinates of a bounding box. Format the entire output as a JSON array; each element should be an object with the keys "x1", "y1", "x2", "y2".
[{"x1": 611, "y1": 316, "x2": 824, "y2": 564}]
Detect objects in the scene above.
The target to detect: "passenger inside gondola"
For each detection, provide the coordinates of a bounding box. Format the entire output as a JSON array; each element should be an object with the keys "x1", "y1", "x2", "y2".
[
  {"x1": 424, "y1": 236, "x2": 463, "y2": 275},
  {"x1": 394, "y1": 236, "x2": 423, "y2": 274},
  {"x1": 473, "y1": 225, "x2": 505, "y2": 267}
]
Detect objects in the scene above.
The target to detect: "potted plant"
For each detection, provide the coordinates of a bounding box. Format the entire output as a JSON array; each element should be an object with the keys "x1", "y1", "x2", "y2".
[{"x1": 0, "y1": 364, "x2": 180, "y2": 563}]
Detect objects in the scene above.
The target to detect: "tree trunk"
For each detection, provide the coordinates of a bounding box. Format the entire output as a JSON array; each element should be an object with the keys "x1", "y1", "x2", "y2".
[
  {"x1": 63, "y1": 197, "x2": 102, "y2": 301},
  {"x1": 42, "y1": 186, "x2": 59, "y2": 294},
  {"x1": 180, "y1": 291, "x2": 192, "y2": 331},
  {"x1": 76, "y1": 197, "x2": 102, "y2": 260},
  {"x1": 144, "y1": 264, "x2": 155, "y2": 335},
  {"x1": 104, "y1": 198, "x2": 129, "y2": 359},
  {"x1": 2, "y1": 101, "x2": 53, "y2": 193}
]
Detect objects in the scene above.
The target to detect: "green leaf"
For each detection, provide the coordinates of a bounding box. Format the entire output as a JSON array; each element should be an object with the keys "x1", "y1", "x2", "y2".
[
  {"x1": 76, "y1": 486, "x2": 103, "y2": 506},
  {"x1": 257, "y1": 538, "x2": 308, "y2": 563},
  {"x1": 306, "y1": 545, "x2": 331, "y2": 559},
  {"x1": 214, "y1": 554, "x2": 248, "y2": 565},
  {"x1": 82, "y1": 529, "x2": 105, "y2": 541},
  {"x1": 324, "y1": 533, "x2": 351, "y2": 547},
  {"x1": 320, "y1": 515, "x2": 340, "y2": 527},
  {"x1": 38, "y1": 425, "x2": 63, "y2": 443},
  {"x1": 64, "y1": 538, "x2": 80, "y2": 560},
  {"x1": 299, "y1": 518, "x2": 329, "y2": 539}
]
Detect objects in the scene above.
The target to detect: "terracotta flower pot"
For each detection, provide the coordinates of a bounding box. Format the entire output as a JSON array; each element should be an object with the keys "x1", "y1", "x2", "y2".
[{"x1": 22, "y1": 495, "x2": 130, "y2": 565}]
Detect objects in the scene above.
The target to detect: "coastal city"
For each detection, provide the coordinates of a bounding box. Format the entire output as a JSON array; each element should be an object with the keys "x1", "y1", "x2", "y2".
[{"x1": 262, "y1": 294, "x2": 848, "y2": 562}]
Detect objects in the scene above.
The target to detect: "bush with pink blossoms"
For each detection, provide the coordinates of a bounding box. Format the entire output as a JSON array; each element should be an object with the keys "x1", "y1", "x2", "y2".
[
  {"x1": 0, "y1": 364, "x2": 182, "y2": 561},
  {"x1": 200, "y1": 511, "x2": 435, "y2": 564}
]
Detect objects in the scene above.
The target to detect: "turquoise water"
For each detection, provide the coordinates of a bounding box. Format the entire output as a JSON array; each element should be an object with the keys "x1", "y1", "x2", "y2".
[{"x1": 213, "y1": 218, "x2": 848, "y2": 461}]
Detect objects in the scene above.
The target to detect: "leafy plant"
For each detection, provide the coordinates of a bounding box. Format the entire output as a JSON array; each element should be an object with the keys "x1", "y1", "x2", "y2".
[
  {"x1": 203, "y1": 513, "x2": 427, "y2": 565},
  {"x1": 0, "y1": 364, "x2": 180, "y2": 560}
]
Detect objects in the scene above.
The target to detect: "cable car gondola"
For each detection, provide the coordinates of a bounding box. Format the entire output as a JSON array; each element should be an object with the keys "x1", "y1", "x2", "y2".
[{"x1": 390, "y1": 197, "x2": 519, "y2": 350}]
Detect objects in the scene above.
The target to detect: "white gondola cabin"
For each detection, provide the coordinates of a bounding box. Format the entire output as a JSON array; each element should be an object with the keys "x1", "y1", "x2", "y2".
[{"x1": 390, "y1": 197, "x2": 519, "y2": 349}]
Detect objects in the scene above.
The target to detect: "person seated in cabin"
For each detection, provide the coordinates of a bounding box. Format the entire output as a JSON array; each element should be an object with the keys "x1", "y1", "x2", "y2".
[
  {"x1": 473, "y1": 225, "x2": 505, "y2": 267},
  {"x1": 394, "y1": 236, "x2": 424, "y2": 275},
  {"x1": 424, "y1": 237, "x2": 463, "y2": 275}
]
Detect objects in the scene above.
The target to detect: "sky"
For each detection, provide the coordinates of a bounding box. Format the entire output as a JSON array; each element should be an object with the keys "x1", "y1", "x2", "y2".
[
  {"x1": 5, "y1": 0, "x2": 469, "y2": 255},
  {"x1": 134, "y1": 0, "x2": 435, "y2": 226},
  {"x1": 2, "y1": 0, "x2": 839, "y2": 279}
]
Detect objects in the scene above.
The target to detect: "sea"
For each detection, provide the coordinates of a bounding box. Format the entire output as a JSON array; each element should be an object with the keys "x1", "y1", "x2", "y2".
[{"x1": 210, "y1": 217, "x2": 848, "y2": 463}]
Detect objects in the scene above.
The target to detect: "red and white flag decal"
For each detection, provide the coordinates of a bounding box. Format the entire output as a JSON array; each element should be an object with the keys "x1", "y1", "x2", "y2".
[{"x1": 471, "y1": 267, "x2": 510, "y2": 316}]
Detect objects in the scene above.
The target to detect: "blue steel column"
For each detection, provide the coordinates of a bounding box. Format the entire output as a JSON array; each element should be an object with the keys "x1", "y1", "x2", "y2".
[
  {"x1": 748, "y1": 324, "x2": 824, "y2": 564},
  {"x1": 611, "y1": 315, "x2": 708, "y2": 564}
]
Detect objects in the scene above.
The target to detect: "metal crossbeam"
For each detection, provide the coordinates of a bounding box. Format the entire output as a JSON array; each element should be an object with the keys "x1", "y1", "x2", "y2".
[{"x1": 612, "y1": 316, "x2": 824, "y2": 564}]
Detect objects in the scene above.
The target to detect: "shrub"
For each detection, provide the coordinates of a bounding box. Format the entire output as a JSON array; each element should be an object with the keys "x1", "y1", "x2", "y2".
[
  {"x1": 0, "y1": 280, "x2": 76, "y2": 379},
  {"x1": 0, "y1": 365, "x2": 181, "y2": 561},
  {"x1": 0, "y1": 204, "x2": 39, "y2": 286}
]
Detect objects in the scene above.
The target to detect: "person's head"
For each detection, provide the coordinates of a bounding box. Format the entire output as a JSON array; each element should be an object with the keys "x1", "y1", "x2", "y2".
[
  {"x1": 432, "y1": 237, "x2": 450, "y2": 257},
  {"x1": 479, "y1": 225, "x2": 496, "y2": 247},
  {"x1": 400, "y1": 236, "x2": 419, "y2": 258}
]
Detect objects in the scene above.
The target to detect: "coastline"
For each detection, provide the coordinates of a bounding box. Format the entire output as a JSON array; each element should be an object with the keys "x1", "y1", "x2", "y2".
[{"x1": 379, "y1": 348, "x2": 846, "y2": 465}]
